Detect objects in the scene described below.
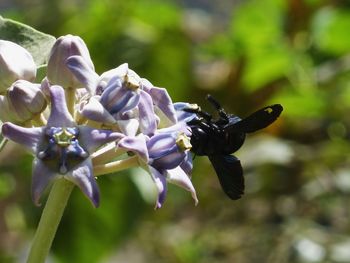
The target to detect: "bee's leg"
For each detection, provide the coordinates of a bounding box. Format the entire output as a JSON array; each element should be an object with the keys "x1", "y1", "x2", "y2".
[
  {"x1": 183, "y1": 105, "x2": 212, "y2": 122},
  {"x1": 206, "y1": 94, "x2": 229, "y2": 123}
]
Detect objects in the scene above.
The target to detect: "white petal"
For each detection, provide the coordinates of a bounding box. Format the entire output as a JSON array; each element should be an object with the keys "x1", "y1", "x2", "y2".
[{"x1": 166, "y1": 166, "x2": 198, "y2": 205}]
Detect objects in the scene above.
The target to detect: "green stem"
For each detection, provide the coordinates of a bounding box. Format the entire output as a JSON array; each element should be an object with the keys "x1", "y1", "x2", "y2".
[
  {"x1": 0, "y1": 138, "x2": 8, "y2": 152},
  {"x1": 27, "y1": 179, "x2": 74, "y2": 263}
]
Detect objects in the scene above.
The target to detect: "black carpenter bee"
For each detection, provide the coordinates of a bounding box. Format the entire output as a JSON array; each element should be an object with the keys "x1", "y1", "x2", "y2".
[{"x1": 184, "y1": 95, "x2": 283, "y2": 200}]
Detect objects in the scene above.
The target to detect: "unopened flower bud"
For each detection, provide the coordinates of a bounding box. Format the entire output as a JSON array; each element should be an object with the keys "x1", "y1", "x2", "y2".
[
  {"x1": 6, "y1": 80, "x2": 47, "y2": 123},
  {"x1": 0, "y1": 40, "x2": 36, "y2": 93},
  {"x1": 47, "y1": 35, "x2": 94, "y2": 89}
]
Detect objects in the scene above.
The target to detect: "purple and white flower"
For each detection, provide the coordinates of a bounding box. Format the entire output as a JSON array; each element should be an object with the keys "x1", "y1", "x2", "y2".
[
  {"x1": 117, "y1": 121, "x2": 197, "y2": 209},
  {"x1": 1, "y1": 85, "x2": 124, "y2": 207},
  {"x1": 0, "y1": 34, "x2": 199, "y2": 209}
]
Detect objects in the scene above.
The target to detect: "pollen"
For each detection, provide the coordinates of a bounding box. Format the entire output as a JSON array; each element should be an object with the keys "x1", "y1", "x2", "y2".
[{"x1": 176, "y1": 132, "x2": 192, "y2": 151}]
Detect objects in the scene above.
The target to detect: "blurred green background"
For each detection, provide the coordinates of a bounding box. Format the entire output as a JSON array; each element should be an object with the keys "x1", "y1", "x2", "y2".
[{"x1": 1, "y1": 0, "x2": 350, "y2": 262}]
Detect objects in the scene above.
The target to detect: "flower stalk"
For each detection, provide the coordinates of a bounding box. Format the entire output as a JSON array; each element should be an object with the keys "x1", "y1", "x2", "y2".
[
  {"x1": 0, "y1": 137, "x2": 8, "y2": 152},
  {"x1": 91, "y1": 143, "x2": 125, "y2": 165},
  {"x1": 27, "y1": 179, "x2": 74, "y2": 263},
  {"x1": 93, "y1": 155, "x2": 140, "y2": 176}
]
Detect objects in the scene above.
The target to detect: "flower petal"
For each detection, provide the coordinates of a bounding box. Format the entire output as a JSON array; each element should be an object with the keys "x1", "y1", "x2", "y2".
[
  {"x1": 146, "y1": 131, "x2": 188, "y2": 170},
  {"x1": 138, "y1": 90, "x2": 157, "y2": 136},
  {"x1": 32, "y1": 158, "x2": 56, "y2": 206},
  {"x1": 47, "y1": 35, "x2": 94, "y2": 89},
  {"x1": 180, "y1": 152, "x2": 193, "y2": 176},
  {"x1": 147, "y1": 133, "x2": 176, "y2": 155},
  {"x1": 47, "y1": 85, "x2": 75, "y2": 127},
  {"x1": 1, "y1": 122, "x2": 44, "y2": 154},
  {"x1": 66, "y1": 55, "x2": 99, "y2": 94},
  {"x1": 166, "y1": 166, "x2": 198, "y2": 205},
  {"x1": 148, "y1": 166, "x2": 167, "y2": 209},
  {"x1": 150, "y1": 149, "x2": 186, "y2": 170},
  {"x1": 98, "y1": 63, "x2": 129, "y2": 88},
  {"x1": 78, "y1": 126, "x2": 124, "y2": 153},
  {"x1": 7, "y1": 80, "x2": 47, "y2": 123},
  {"x1": 116, "y1": 119, "x2": 139, "y2": 136},
  {"x1": 66, "y1": 158, "x2": 100, "y2": 207},
  {"x1": 0, "y1": 40, "x2": 36, "y2": 93},
  {"x1": 174, "y1": 102, "x2": 198, "y2": 123},
  {"x1": 99, "y1": 77, "x2": 124, "y2": 107},
  {"x1": 0, "y1": 96, "x2": 20, "y2": 123},
  {"x1": 79, "y1": 96, "x2": 117, "y2": 124},
  {"x1": 100, "y1": 78, "x2": 140, "y2": 115},
  {"x1": 117, "y1": 134, "x2": 149, "y2": 163},
  {"x1": 142, "y1": 80, "x2": 177, "y2": 125},
  {"x1": 157, "y1": 121, "x2": 192, "y2": 136}
]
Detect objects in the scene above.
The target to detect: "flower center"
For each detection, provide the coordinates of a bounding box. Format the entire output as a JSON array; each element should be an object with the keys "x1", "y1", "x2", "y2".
[
  {"x1": 37, "y1": 127, "x2": 88, "y2": 174},
  {"x1": 176, "y1": 132, "x2": 192, "y2": 152},
  {"x1": 53, "y1": 127, "x2": 75, "y2": 147},
  {"x1": 124, "y1": 72, "x2": 140, "y2": 90}
]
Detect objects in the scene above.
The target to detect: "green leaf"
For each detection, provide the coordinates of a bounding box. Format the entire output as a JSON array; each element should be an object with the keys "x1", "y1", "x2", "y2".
[
  {"x1": 36, "y1": 65, "x2": 48, "y2": 83},
  {"x1": 274, "y1": 86, "x2": 326, "y2": 118},
  {"x1": 312, "y1": 7, "x2": 350, "y2": 55},
  {"x1": 227, "y1": 0, "x2": 292, "y2": 91},
  {"x1": 243, "y1": 46, "x2": 293, "y2": 92},
  {"x1": 0, "y1": 16, "x2": 56, "y2": 66},
  {"x1": 230, "y1": 0, "x2": 286, "y2": 54}
]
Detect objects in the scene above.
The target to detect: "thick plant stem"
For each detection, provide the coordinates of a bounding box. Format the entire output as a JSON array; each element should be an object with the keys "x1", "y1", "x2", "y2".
[{"x1": 26, "y1": 179, "x2": 74, "y2": 263}]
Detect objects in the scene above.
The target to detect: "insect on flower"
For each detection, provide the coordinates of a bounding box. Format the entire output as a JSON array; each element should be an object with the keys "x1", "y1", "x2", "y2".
[{"x1": 183, "y1": 95, "x2": 283, "y2": 200}]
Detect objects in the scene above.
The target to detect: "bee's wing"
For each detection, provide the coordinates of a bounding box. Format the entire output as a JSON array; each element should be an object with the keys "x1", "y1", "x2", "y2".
[
  {"x1": 231, "y1": 104, "x2": 283, "y2": 133},
  {"x1": 208, "y1": 154, "x2": 244, "y2": 200}
]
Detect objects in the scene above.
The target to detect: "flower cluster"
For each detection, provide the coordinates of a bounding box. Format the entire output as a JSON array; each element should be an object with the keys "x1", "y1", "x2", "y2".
[{"x1": 0, "y1": 35, "x2": 197, "y2": 209}]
